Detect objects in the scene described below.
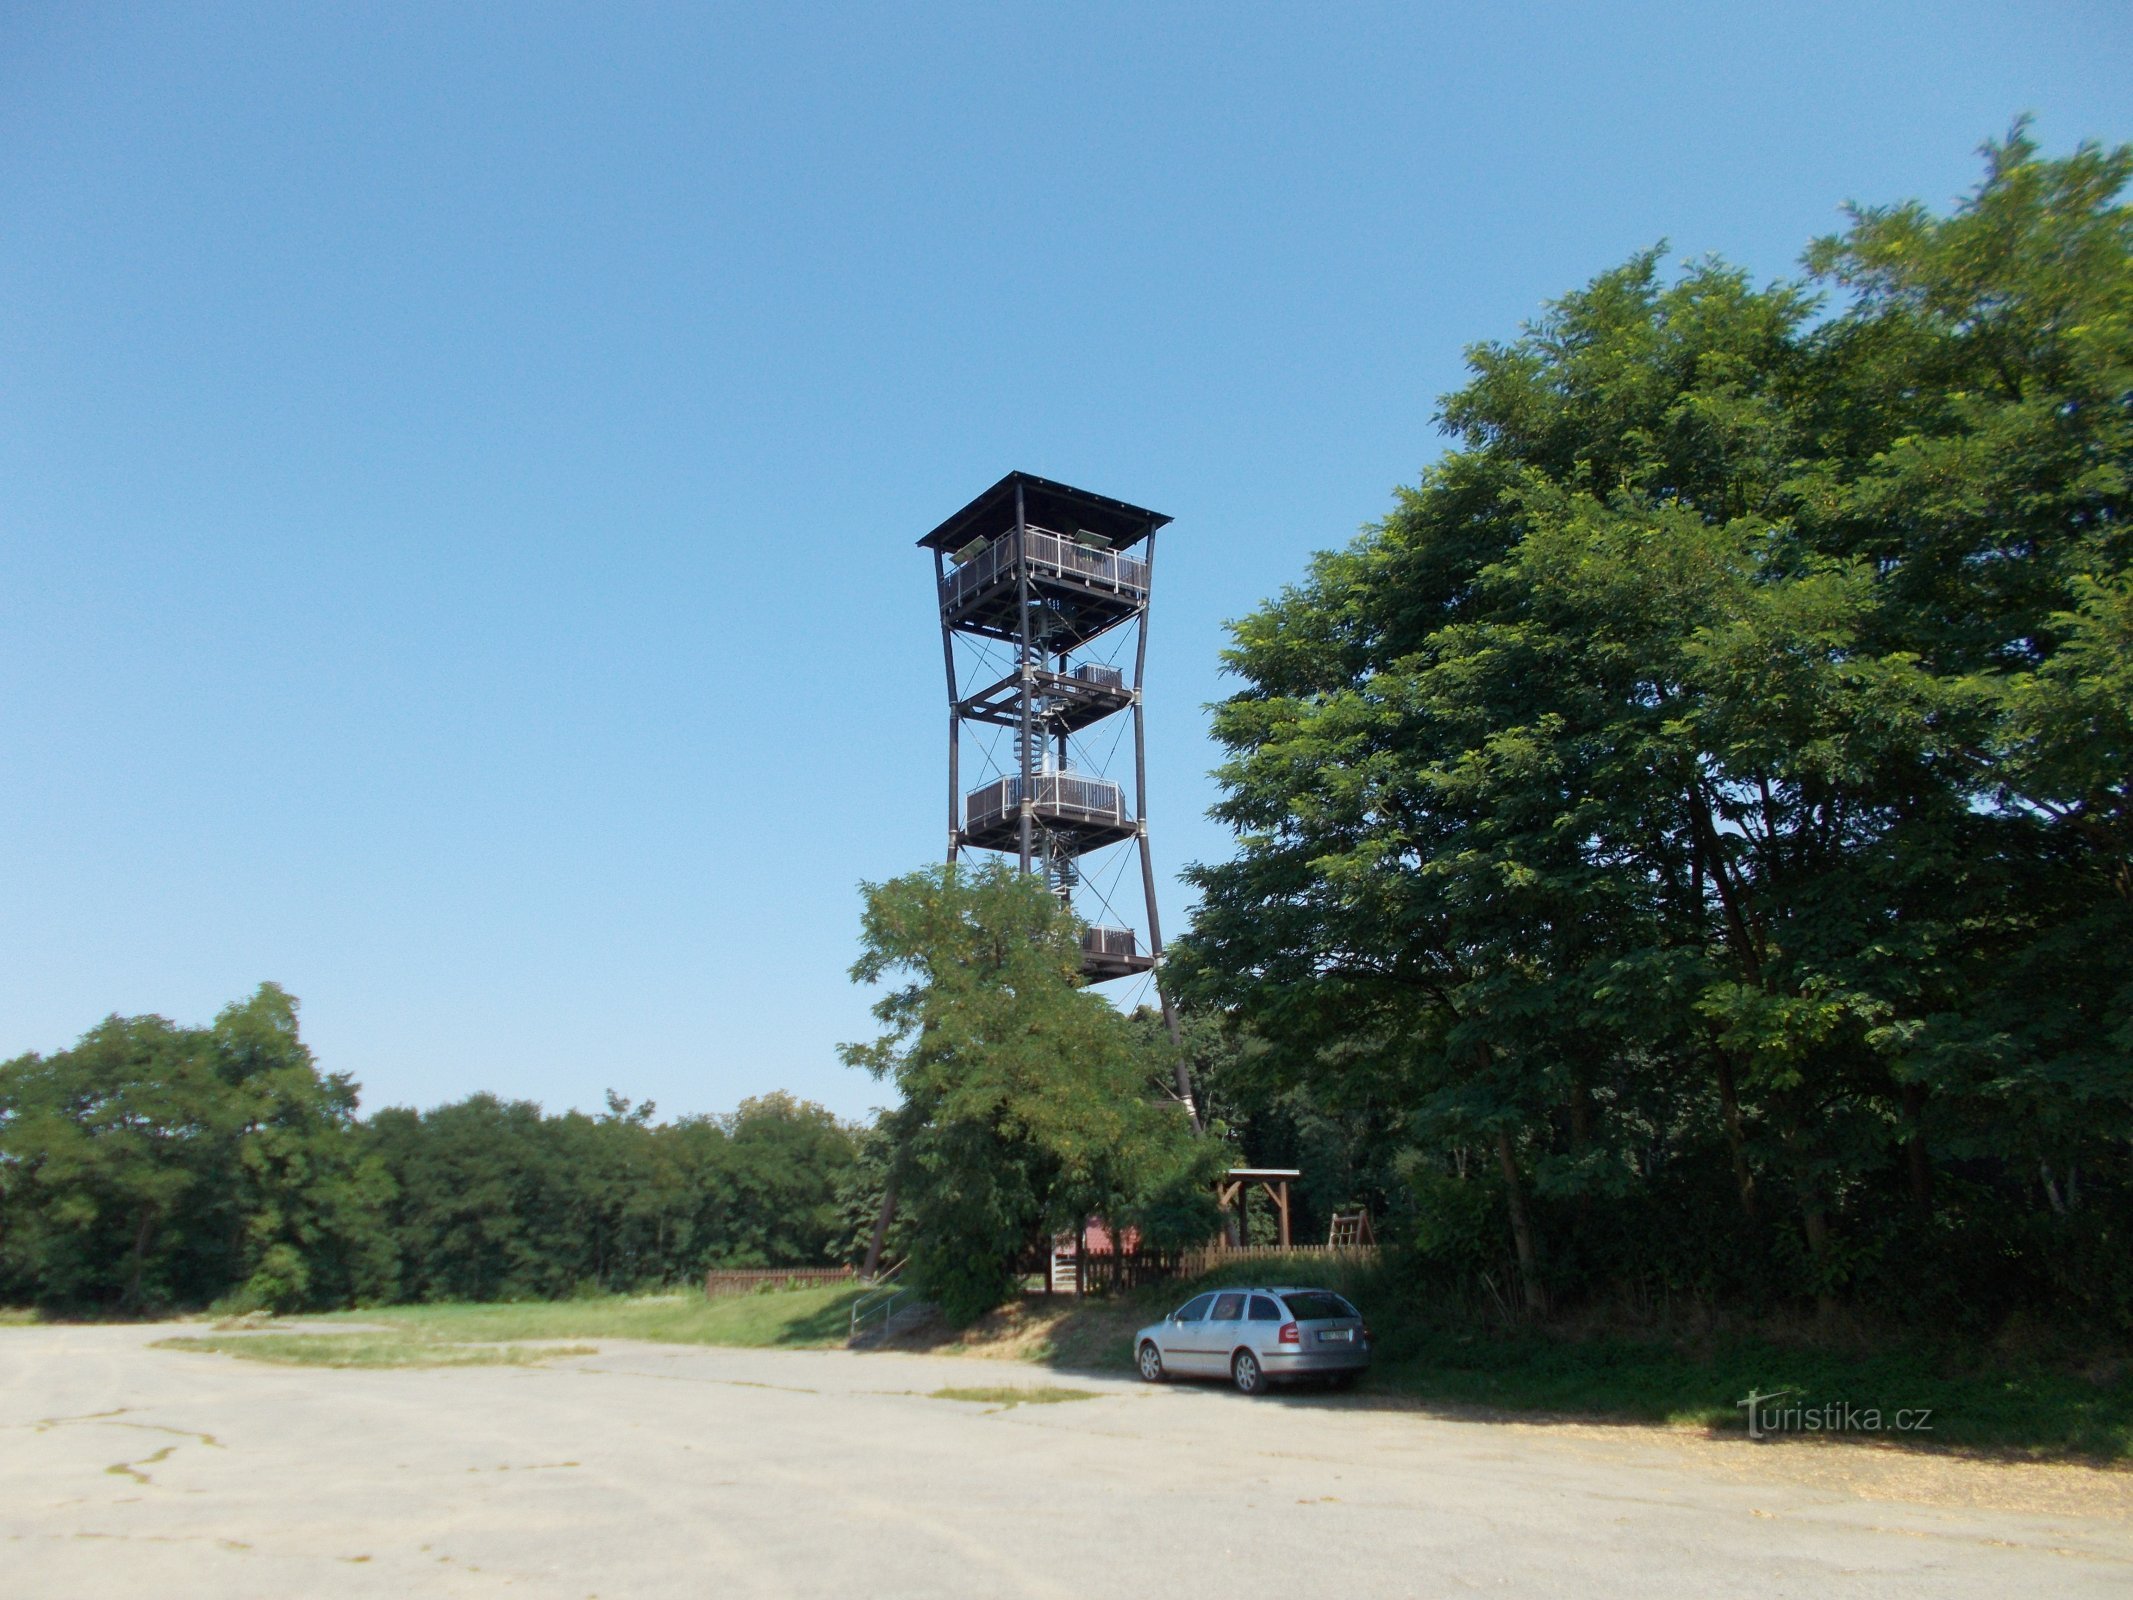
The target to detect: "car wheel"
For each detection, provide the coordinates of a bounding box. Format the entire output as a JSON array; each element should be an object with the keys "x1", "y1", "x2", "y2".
[
  {"x1": 1231, "y1": 1349, "x2": 1264, "y2": 1395},
  {"x1": 1137, "y1": 1342, "x2": 1166, "y2": 1383}
]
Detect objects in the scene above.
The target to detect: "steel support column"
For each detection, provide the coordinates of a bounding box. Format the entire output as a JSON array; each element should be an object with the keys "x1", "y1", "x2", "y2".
[
  {"x1": 1015, "y1": 480, "x2": 1034, "y2": 873},
  {"x1": 1130, "y1": 524, "x2": 1199, "y2": 1130},
  {"x1": 937, "y1": 550, "x2": 960, "y2": 864}
]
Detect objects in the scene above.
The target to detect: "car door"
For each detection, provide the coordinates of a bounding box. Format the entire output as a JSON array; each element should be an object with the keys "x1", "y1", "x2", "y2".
[
  {"x1": 1196, "y1": 1291, "x2": 1248, "y2": 1374},
  {"x1": 1159, "y1": 1294, "x2": 1216, "y2": 1371}
]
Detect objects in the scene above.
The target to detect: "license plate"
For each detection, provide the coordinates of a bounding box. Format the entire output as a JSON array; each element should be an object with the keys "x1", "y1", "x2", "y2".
[{"x1": 1319, "y1": 1328, "x2": 1353, "y2": 1343}]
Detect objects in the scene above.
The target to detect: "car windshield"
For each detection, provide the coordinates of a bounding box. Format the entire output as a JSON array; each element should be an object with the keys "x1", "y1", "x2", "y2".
[{"x1": 1279, "y1": 1291, "x2": 1357, "y2": 1321}]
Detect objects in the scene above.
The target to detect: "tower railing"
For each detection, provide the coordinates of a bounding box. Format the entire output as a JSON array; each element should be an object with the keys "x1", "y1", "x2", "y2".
[
  {"x1": 939, "y1": 527, "x2": 1151, "y2": 616},
  {"x1": 1081, "y1": 925, "x2": 1139, "y2": 959},
  {"x1": 965, "y1": 771, "x2": 1128, "y2": 836}
]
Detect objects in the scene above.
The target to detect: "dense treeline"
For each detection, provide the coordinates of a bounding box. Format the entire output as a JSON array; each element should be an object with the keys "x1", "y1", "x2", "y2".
[
  {"x1": 10, "y1": 133, "x2": 2127, "y2": 1344},
  {"x1": 1175, "y1": 132, "x2": 2133, "y2": 1335},
  {"x1": 0, "y1": 985, "x2": 861, "y2": 1312}
]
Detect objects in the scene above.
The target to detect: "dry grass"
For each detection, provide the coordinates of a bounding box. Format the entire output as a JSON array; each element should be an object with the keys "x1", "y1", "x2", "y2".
[
  {"x1": 325, "y1": 1285, "x2": 863, "y2": 1350},
  {"x1": 926, "y1": 1385, "x2": 1100, "y2": 1408},
  {"x1": 877, "y1": 1294, "x2": 1147, "y2": 1370},
  {"x1": 154, "y1": 1332, "x2": 597, "y2": 1369}
]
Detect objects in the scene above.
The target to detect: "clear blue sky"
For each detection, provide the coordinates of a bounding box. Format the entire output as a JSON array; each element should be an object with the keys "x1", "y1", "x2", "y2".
[{"x1": 3, "y1": 3, "x2": 2127, "y2": 1123}]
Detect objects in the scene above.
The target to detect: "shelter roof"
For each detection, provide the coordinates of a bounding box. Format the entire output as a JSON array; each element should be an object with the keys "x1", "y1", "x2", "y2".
[{"x1": 917, "y1": 470, "x2": 1171, "y2": 554}]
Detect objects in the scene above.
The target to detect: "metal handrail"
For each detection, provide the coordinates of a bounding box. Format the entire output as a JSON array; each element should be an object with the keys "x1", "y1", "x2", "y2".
[
  {"x1": 1082, "y1": 925, "x2": 1137, "y2": 957},
  {"x1": 848, "y1": 1256, "x2": 908, "y2": 1339},
  {"x1": 850, "y1": 1286, "x2": 908, "y2": 1340},
  {"x1": 965, "y1": 771, "x2": 1127, "y2": 834},
  {"x1": 939, "y1": 527, "x2": 1150, "y2": 614}
]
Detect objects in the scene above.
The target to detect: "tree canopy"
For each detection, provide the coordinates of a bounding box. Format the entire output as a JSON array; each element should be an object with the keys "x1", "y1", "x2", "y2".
[
  {"x1": 1175, "y1": 129, "x2": 2133, "y2": 1329},
  {"x1": 1, "y1": 986, "x2": 861, "y2": 1312},
  {"x1": 843, "y1": 862, "x2": 1219, "y2": 1323}
]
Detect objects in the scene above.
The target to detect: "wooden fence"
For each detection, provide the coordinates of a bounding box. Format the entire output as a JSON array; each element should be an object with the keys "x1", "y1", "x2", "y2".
[
  {"x1": 699, "y1": 1246, "x2": 1378, "y2": 1302},
  {"x1": 1069, "y1": 1251, "x2": 1184, "y2": 1296},
  {"x1": 1064, "y1": 1243, "x2": 1380, "y2": 1297},
  {"x1": 702, "y1": 1266, "x2": 854, "y2": 1299},
  {"x1": 1173, "y1": 1243, "x2": 1379, "y2": 1278}
]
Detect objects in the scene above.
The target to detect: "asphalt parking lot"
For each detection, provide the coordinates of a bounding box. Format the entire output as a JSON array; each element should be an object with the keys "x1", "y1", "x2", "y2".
[{"x1": 3, "y1": 1323, "x2": 2128, "y2": 1597}]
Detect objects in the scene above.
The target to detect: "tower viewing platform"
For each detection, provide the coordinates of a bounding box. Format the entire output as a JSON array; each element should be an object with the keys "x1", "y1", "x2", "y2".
[
  {"x1": 1081, "y1": 923, "x2": 1156, "y2": 981},
  {"x1": 961, "y1": 771, "x2": 1136, "y2": 854},
  {"x1": 936, "y1": 527, "x2": 1150, "y2": 649},
  {"x1": 955, "y1": 662, "x2": 1132, "y2": 733},
  {"x1": 920, "y1": 472, "x2": 1169, "y2": 652}
]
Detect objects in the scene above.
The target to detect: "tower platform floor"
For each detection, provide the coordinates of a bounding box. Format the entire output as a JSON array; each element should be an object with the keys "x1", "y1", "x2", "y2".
[
  {"x1": 962, "y1": 773, "x2": 1136, "y2": 854},
  {"x1": 959, "y1": 808, "x2": 1137, "y2": 855},
  {"x1": 956, "y1": 666, "x2": 1132, "y2": 734},
  {"x1": 1080, "y1": 947, "x2": 1156, "y2": 983}
]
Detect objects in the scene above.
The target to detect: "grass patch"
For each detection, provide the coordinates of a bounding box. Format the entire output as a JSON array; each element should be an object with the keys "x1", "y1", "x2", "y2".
[
  {"x1": 321, "y1": 1284, "x2": 866, "y2": 1351},
  {"x1": 1363, "y1": 1329, "x2": 2133, "y2": 1459},
  {"x1": 911, "y1": 1263, "x2": 2133, "y2": 1460},
  {"x1": 0, "y1": 1308, "x2": 43, "y2": 1327},
  {"x1": 144, "y1": 1268, "x2": 2129, "y2": 1459},
  {"x1": 154, "y1": 1332, "x2": 597, "y2": 1369},
  {"x1": 927, "y1": 1385, "x2": 1099, "y2": 1408}
]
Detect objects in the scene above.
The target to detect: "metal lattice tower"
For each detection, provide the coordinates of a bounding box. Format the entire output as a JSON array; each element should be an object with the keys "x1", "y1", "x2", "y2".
[{"x1": 918, "y1": 473, "x2": 1192, "y2": 1100}]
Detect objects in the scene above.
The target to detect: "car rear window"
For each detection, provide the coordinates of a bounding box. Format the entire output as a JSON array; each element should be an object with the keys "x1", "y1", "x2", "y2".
[
  {"x1": 1247, "y1": 1296, "x2": 1282, "y2": 1321},
  {"x1": 1280, "y1": 1291, "x2": 1357, "y2": 1321},
  {"x1": 1210, "y1": 1292, "x2": 1246, "y2": 1321}
]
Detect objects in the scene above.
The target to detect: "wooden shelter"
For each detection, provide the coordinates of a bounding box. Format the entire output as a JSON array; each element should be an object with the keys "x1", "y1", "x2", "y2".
[{"x1": 1217, "y1": 1167, "x2": 1300, "y2": 1248}]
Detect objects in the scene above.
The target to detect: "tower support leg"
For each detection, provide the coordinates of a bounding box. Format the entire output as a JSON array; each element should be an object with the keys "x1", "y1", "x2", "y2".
[
  {"x1": 937, "y1": 550, "x2": 960, "y2": 864},
  {"x1": 1015, "y1": 479, "x2": 1034, "y2": 873},
  {"x1": 1129, "y1": 527, "x2": 1201, "y2": 1131}
]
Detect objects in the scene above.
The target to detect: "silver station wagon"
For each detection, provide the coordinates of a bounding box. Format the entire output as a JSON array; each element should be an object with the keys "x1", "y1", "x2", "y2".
[{"x1": 1134, "y1": 1286, "x2": 1371, "y2": 1394}]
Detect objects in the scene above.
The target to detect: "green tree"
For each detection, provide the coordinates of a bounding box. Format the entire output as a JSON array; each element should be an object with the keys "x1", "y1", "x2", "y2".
[
  {"x1": 0, "y1": 1013, "x2": 221, "y2": 1307},
  {"x1": 368, "y1": 1094, "x2": 562, "y2": 1301},
  {"x1": 844, "y1": 862, "x2": 1218, "y2": 1324},
  {"x1": 0, "y1": 984, "x2": 394, "y2": 1311},
  {"x1": 1178, "y1": 130, "x2": 2133, "y2": 1329},
  {"x1": 719, "y1": 1093, "x2": 861, "y2": 1267},
  {"x1": 211, "y1": 985, "x2": 396, "y2": 1310}
]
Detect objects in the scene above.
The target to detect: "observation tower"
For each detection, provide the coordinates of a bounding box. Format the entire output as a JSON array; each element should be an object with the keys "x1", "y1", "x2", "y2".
[{"x1": 918, "y1": 471, "x2": 1174, "y2": 992}]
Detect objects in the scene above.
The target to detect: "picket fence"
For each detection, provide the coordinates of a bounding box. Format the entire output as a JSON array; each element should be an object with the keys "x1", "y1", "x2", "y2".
[
  {"x1": 1171, "y1": 1243, "x2": 1380, "y2": 1278},
  {"x1": 702, "y1": 1266, "x2": 855, "y2": 1299}
]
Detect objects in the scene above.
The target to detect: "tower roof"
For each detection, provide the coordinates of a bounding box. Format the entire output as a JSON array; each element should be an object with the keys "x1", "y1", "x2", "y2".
[{"x1": 917, "y1": 471, "x2": 1171, "y2": 554}]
